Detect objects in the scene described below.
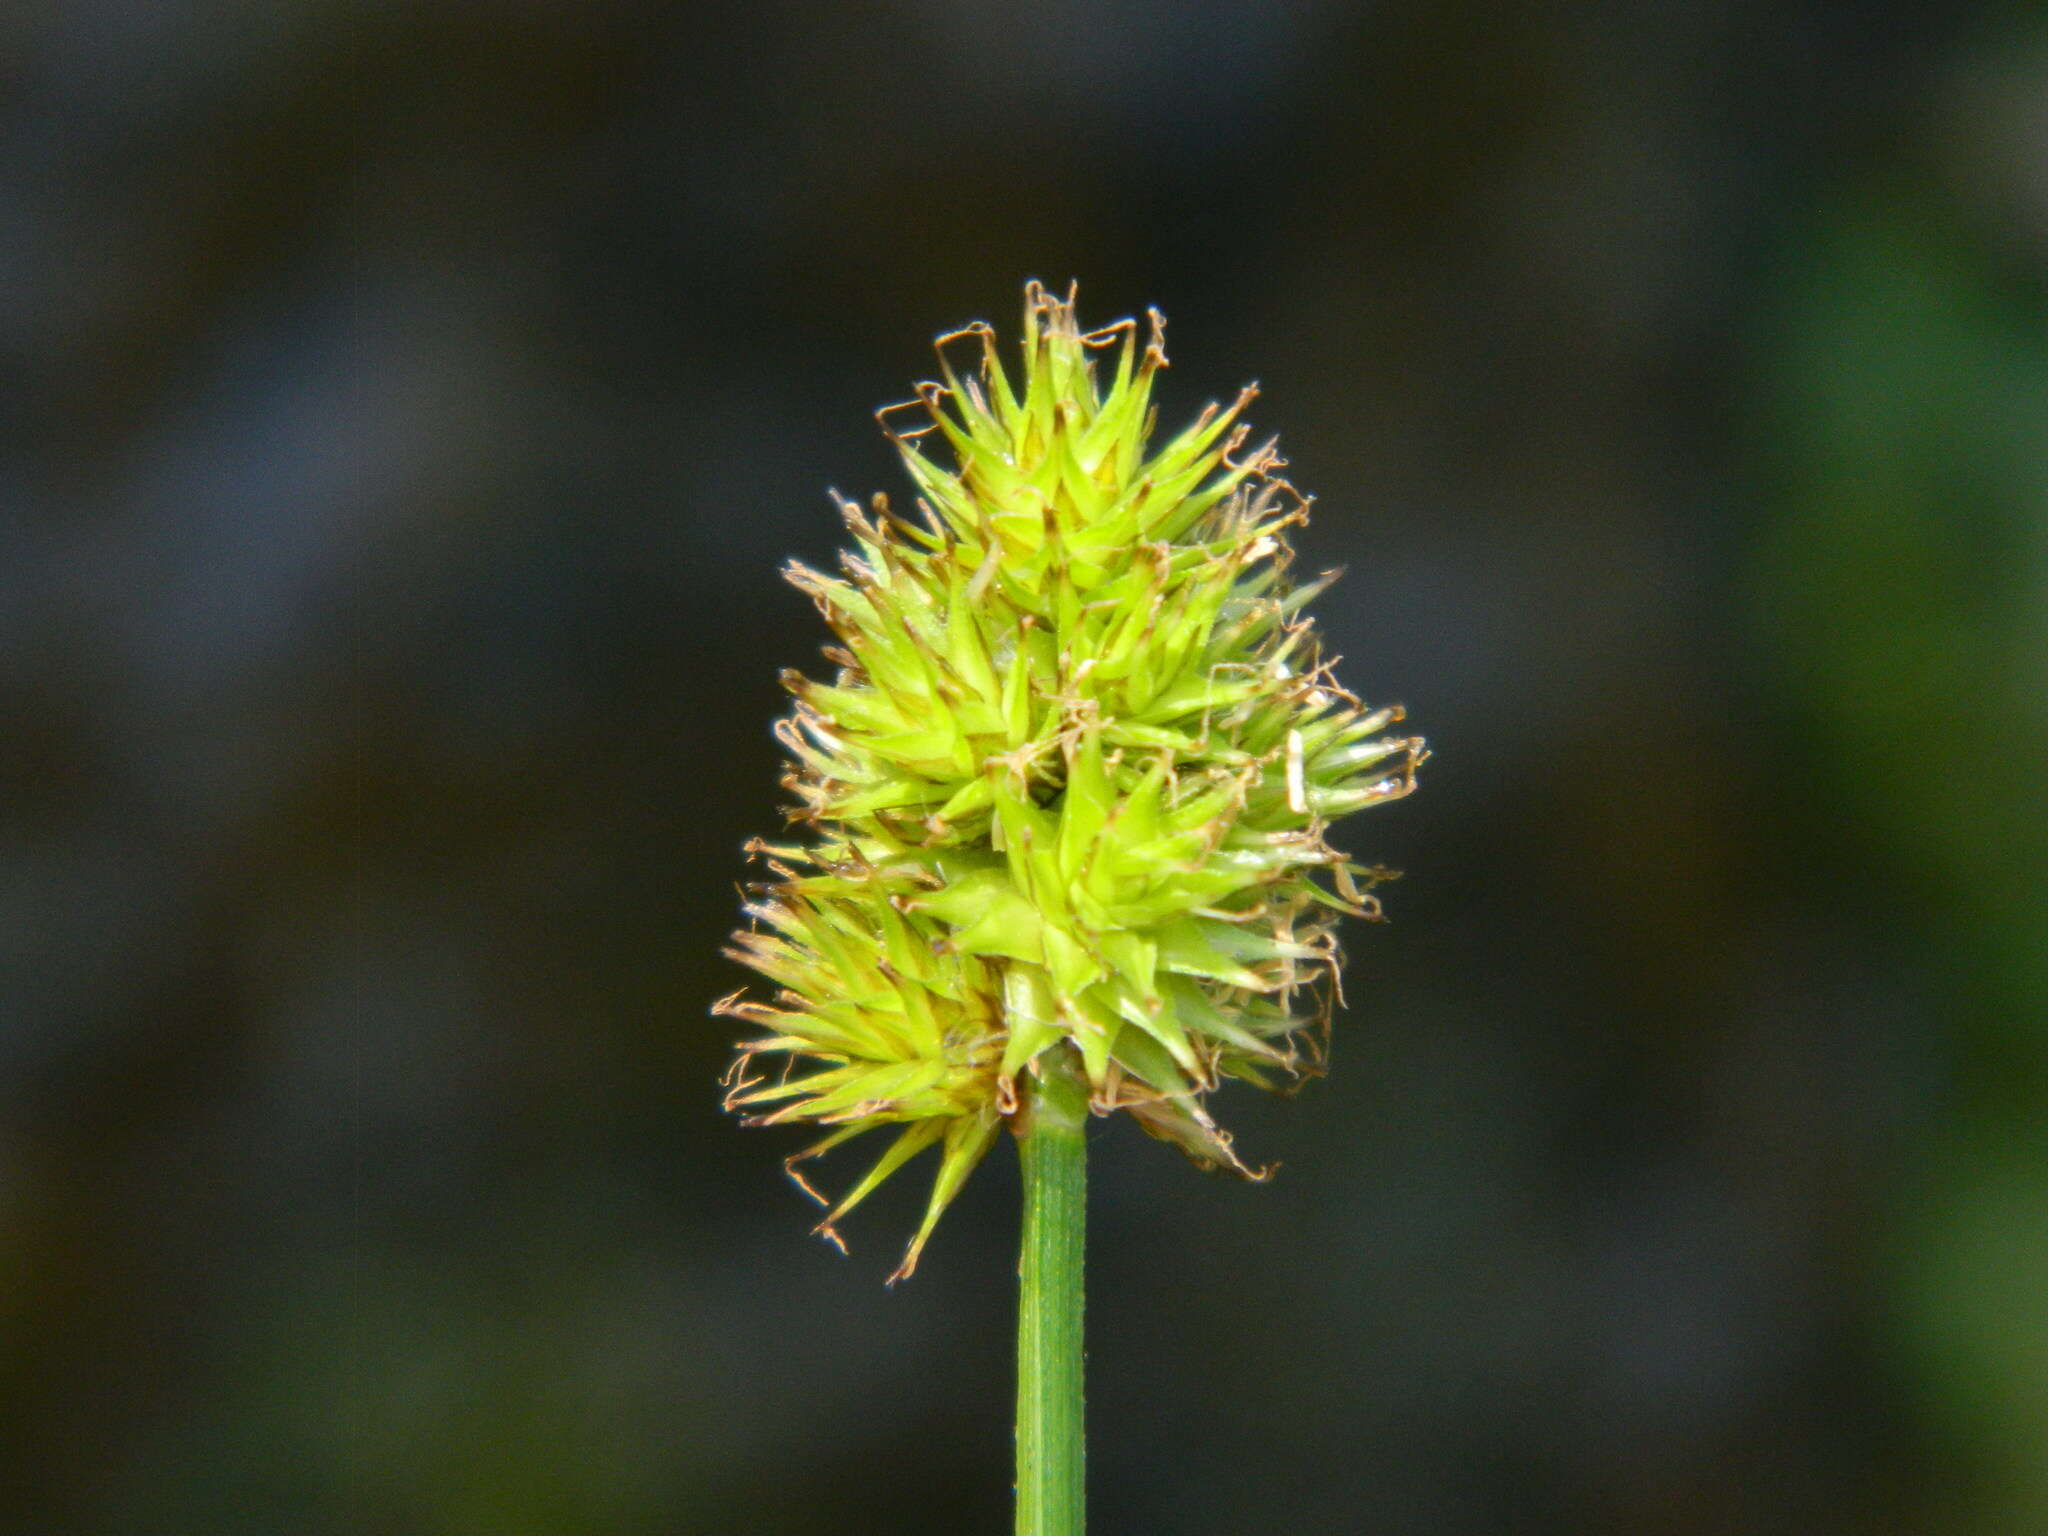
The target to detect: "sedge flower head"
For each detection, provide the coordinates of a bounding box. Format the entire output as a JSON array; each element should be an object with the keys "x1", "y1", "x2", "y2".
[{"x1": 719, "y1": 282, "x2": 1424, "y2": 1278}]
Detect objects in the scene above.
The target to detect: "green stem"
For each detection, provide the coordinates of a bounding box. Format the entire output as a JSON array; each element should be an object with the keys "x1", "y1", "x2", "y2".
[{"x1": 1015, "y1": 1056, "x2": 1087, "y2": 1536}]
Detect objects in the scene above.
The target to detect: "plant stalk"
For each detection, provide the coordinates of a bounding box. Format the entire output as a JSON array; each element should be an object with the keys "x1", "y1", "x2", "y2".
[{"x1": 1015, "y1": 1056, "x2": 1087, "y2": 1536}]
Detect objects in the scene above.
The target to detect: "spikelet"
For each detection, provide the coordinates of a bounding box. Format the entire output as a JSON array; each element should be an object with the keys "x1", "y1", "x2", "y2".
[{"x1": 718, "y1": 282, "x2": 1425, "y2": 1278}]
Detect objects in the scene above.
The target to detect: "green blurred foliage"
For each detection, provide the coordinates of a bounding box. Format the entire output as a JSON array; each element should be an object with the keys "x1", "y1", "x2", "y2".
[{"x1": 1748, "y1": 19, "x2": 2048, "y2": 1528}]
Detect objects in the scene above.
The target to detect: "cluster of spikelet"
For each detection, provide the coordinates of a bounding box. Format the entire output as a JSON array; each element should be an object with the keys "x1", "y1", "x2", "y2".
[{"x1": 719, "y1": 283, "x2": 1423, "y2": 1278}]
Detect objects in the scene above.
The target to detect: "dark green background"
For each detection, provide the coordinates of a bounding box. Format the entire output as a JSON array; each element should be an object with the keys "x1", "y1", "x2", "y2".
[{"x1": 6, "y1": 3, "x2": 2044, "y2": 1532}]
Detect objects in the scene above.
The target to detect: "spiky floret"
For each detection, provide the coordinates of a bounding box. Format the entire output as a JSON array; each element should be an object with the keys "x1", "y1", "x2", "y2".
[{"x1": 720, "y1": 282, "x2": 1424, "y2": 1278}]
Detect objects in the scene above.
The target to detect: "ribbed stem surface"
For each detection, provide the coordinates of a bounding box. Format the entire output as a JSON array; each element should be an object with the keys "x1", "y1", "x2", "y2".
[{"x1": 1015, "y1": 1060, "x2": 1087, "y2": 1536}]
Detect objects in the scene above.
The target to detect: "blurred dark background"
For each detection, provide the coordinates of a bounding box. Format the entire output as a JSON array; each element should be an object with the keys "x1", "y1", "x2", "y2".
[{"x1": 5, "y1": 2, "x2": 2045, "y2": 1533}]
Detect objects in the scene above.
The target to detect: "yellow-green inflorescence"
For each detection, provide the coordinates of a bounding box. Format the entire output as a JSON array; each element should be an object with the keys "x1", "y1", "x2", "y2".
[{"x1": 719, "y1": 282, "x2": 1424, "y2": 1279}]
